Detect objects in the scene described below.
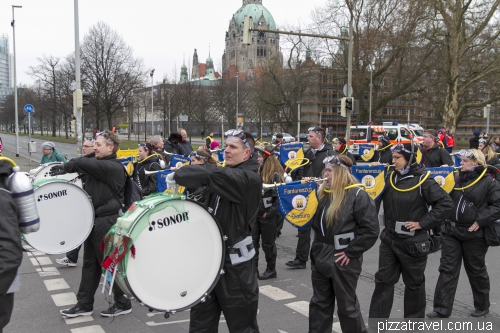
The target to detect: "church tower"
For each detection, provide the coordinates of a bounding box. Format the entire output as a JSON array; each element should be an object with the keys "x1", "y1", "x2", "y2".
[
  {"x1": 223, "y1": 0, "x2": 281, "y2": 77},
  {"x1": 192, "y1": 49, "x2": 199, "y2": 79}
]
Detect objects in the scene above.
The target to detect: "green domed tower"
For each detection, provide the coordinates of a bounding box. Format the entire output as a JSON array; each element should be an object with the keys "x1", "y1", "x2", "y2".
[{"x1": 222, "y1": 0, "x2": 281, "y2": 77}]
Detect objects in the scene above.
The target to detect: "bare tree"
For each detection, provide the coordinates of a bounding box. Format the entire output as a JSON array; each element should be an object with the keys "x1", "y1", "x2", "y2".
[{"x1": 81, "y1": 21, "x2": 145, "y2": 130}]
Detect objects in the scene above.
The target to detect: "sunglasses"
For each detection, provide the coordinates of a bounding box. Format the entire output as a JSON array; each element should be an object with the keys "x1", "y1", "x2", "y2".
[
  {"x1": 138, "y1": 143, "x2": 149, "y2": 151},
  {"x1": 96, "y1": 131, "x2": 116, "y2": 144},
  {"x1": 225, "y1": 129, "x2": 251, "y2": 150},
  {"x1": 390, "y1": 144, "x2": 412, "y2": 154},
  {"x1": 458, "y1": 149, "x2": 476, "y2": 160},
  {"x1": 308, "y1": 127, "x2": 324, "y2": 138},
  {"x1": 190, "y1": 151, "x2": 207, "y2": 160},
  {"x1": 323, "y1": 155, "x2": 350, "y2": 170}
]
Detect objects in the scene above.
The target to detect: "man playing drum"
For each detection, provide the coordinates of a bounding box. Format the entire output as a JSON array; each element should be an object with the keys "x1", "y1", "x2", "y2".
[
  {"x1": 60, "y1": 130, "x2": 132, "y2": 318},
  {"x1": 174, "y1": 129, "x2": 262, "y2": 333}
]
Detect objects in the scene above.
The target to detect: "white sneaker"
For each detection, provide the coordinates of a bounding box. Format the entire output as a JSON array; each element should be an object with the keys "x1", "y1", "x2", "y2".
[{"x1": 55, "y1": 257, "x2": 77, "y2": 267}]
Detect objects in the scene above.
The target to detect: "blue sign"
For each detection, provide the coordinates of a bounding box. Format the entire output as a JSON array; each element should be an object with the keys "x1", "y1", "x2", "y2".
[{"x1": 24, "y1": 104, "x2": 35, "y2": 114}]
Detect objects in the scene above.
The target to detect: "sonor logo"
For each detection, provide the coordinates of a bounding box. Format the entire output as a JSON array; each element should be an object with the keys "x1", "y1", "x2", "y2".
[
  {"x1": 149, "y1": 212, "x2": 189, "y2": 231},
  {"x1": 37, "y1": 190, "x2": 68, "y2": 202}
]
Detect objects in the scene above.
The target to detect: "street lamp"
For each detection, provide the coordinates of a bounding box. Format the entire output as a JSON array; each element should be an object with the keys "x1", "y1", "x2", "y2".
[
  {"x1": 235, "y1": 72, "x2": 239, "y2": 128},
  {"x1": 11, "y1": 5, "x2": 22, "y2": 157},
  {"x1": 167, "y1": 88, "x2": 171, "y2": 136},
  {"x1": 369, "y1": 60, "x2": 374, "y2": 123},
  {"x1": 150, "y1": 69, "x2": 155, "y2": 137}
]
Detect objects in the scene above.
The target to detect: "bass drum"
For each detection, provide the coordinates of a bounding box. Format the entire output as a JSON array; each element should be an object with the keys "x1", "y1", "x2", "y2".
[
  {"x1": 23, "y1": 179, "x2": 94, "y2": 254},
  {"x1": 30, "y1": 162, "x2": 83, "y2": 188},
  {"x1": 108, "y1": 195, "x2": 225, "y2": 312}
]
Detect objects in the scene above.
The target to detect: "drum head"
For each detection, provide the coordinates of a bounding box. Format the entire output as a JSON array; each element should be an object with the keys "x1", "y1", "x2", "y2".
[
  {"x1": 24, "y1": 180, "x2": 94, "y2": 254},
  {"x1": 120, "y1": 198, "x2": 224, "y2": 312},
  {"x1": 31, "y1": 163, "x2": 82, "y2": 187}
]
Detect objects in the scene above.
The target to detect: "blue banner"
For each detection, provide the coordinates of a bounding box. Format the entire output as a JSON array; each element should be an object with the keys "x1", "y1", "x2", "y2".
[
  {"x1": 169, "y1": 154, "x2": 191, "y2": 169},
  {"x1": 277, "y1": 181, "x2": 318, "y2": 230},
  {"x1": 359, "y1": 144, "x2": 375, "y2": 162},
  {"x1": 217, "y1": 150, "x2": 225, "y2": 164},
  {"x1": 279, "y1": 142, "x2": 305, "y2": 171},
  {"x1": 351, "y1": 165, "x2": 386, "y2": 201},
  {"x1": 426, "y1": 166, "x2": 455, "y2": 194},
  {"x1": 155, "y1": 169, "x2": 173, "y2": 193},
  {"x1": 453, "y1": 154, "x2": 461, "y2": 167}
]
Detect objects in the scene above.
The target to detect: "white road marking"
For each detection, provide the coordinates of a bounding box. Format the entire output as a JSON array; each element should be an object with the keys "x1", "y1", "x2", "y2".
[
  {"x1": 27, "y1": 251, "x2": 45, "y2": 256},
  {"x1": 44, "y1": 278, "x2": 70, "y2": 291},
  {"x1": 64, "y1": 316, "x2": 94, "y2": 325},
  {"x1": 146, "y1": 313, "x2": 226, "y2": 326},
  {"x1": 51, "y1": 292, "x2": 77, "y2": 306},
  {"x1": 259, "y1": 285, "x2": 296, "y2": 301},
  {"x1": 36, "y1": 267, "x2": 60, "y2": 277},
  {"x1": 285, "y1": 301, "x2": 309, "y2": 317},
  {"x1": 70, "y1": 325, "x2": 105, "y2": 333},
  {"x1": 332, "y1": 322, "x2": 342, "y2": 332},
  {"x1": 30, "y1": 257, "x2": 52, "y2": 266}
]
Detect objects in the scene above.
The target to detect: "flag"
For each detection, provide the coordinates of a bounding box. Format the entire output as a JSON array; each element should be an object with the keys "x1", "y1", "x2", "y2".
[
  {"x1": 169, "y1": 154, "x2": 191, "y2": 169},
  {"x1": 279, "y1": 142, "x2": 305, "y2": 172},
  {"x1": 359, "y1": 144, "x2": 375, "y2": 162},
  {"x1": 351, "y1": 165, "x2": 386, "y2": 201},
  {"x1": 277, "y1": 181, "x2": 318, "y2": 230},
  {"x1": 426, "y1": 166, "x2": 455, "y2": 194}
]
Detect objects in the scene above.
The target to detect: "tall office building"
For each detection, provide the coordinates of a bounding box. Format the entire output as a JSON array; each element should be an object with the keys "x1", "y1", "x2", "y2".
[{"x1": 0, "y1": 33, "x2": 14, "y2": 100}]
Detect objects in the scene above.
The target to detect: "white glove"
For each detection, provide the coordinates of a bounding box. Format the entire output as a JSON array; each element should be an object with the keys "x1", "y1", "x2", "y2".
[{"x1": 166, "y1": 172, "x2": 175, "y2": 182}]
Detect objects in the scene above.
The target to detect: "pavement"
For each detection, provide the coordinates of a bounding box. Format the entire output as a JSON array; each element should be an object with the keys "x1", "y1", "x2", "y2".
[{"x1": 2, "y1": 143, "x2": 500, "y2": 333}]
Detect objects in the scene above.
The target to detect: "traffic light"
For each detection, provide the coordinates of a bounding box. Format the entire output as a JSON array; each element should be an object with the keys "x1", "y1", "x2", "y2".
[
  {"x1": 346, "y1": 97, "x2": 353, "y2": 111},
  {"x1": 70, "y1": 119, "x2": 76, "y2": 138},
  {"x1": 73, "y1": 89, "x2": 83, "y2": 110},
  {"x1": 242, "y1": 16, "x2": 253, "y2": 45},
  {"x1": 340, "y1": 97, "x2": 347, "y2": 117},
  {"x1": 82, "y1": 91, "x2": 90, "y2": 107}
]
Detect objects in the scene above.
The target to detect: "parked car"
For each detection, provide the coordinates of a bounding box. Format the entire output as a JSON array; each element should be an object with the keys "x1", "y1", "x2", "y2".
[
  {"x1": 272, "y1": 132, "x2": 295, "y2": 143},
  {"x1": 297, "y1": 133, "x2": 308, "y2": 142}
]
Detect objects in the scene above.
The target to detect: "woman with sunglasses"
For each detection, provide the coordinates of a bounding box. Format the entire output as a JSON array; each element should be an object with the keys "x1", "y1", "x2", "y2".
[
  {"x1": 252, "y1": 145, "x2": 284, "y2": 280},
  {"x1": 133, "y1": 142, "x2": 161, "y2": 197},
  {"x1": 308, "y1": 155, "x2": 378, "y2": 333},
  {"x1": 428, "y1": 149, "x2": 500, "y2": 319},
  {"x1": 369, "y1": 143, "x2": 453, "y2": 326},
  {"x1": 187, "y1": 150, "x2": 217, "y2": 203},
  {"x1": 478, "y1": 138, "x2": 499, "y2": 166}
]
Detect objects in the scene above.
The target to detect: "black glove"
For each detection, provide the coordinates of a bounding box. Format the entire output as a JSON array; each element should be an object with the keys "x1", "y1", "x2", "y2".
[{"x1": 49, "y1": 165, "x2": 66, "y2": 176}]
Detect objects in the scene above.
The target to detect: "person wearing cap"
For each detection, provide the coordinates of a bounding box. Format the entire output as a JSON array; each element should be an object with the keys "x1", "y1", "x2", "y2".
[
  {"x1": 470, "y1": 129, "x2": 481, "y2": 149},
  {"x1": 421, "y1": 129, "x2": 453, "y2": 168},
  {"x1": 368, "y1": 143, "x2": 453, "y2": 325},
  {"x1": 368, "y1": 135, "x2": 393, "y2": 166},
  {"x1": 286, "y1": 126, "x2": 334, "y2": 269},
  {"x1": 309, "y1": 155, "x2": 378, "y2": 333},
  {"x1": 427, "y1": 149, "x2": 500, "y2": 319},
  {"x1": 272, "y1": 133, "x2": 284, "y2": 145},
  {"x1": 332, "y1": 137, "x2": 356, "y2": 165},
  {"x1": 40, "y1": 142, "x2": 67, "y2": 164},
  {"x1": 173, "y1": 130, "x2": 261, "y2": 332}
]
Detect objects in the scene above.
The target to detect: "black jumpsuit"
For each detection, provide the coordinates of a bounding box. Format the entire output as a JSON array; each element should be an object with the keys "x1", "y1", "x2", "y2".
[
  {"x1": 432, "y1": 167, "x2": 500, "y2": 316},
  {"x1": 369, "y1": 164, "x2": 453, "y2": 320},
  {"x1": 309, "y1": 187, "x2": 379, "y2": 333},
  {"x1": 174, "y1": 159, "x2": 262, "y2": 333}
]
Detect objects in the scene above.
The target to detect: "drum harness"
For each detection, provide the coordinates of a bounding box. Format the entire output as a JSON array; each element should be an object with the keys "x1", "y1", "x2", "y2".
[{"x1": 208, "y1": 195, "x2": 258, "y2": 266}]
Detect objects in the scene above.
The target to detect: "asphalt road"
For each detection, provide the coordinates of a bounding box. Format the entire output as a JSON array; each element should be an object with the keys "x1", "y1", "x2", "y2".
[{"x1": 2, "y1": 147, "x2": 500, "y2": 333}]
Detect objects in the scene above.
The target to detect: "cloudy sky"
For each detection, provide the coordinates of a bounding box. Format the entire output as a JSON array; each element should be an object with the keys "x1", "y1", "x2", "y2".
[{"x1": 1, "y1": 0, "x2": 327, "y2": 86}]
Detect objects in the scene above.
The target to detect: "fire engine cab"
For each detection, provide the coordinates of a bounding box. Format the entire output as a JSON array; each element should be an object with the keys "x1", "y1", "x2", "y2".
[{"x1": 348, "y1": 122, "x2": 418, "y2": 158}]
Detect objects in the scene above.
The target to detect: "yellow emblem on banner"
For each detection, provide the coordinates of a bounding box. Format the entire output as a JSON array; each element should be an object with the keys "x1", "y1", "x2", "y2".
[
  {"x1": 416, "y1": 148, "x2": 422, "y2": 164},
  {"x1": 433, "y1": 172, "x2": 455, "y2": 194},
  {"x1": 362, "y1": 171, "x2": 385, "y2": 201},
  {"x1": 361, "y1": 147, "x2": 374, "y2": 162},
  {"x1": 285, "y1": 190, "x2": 318, "y2": 228}
]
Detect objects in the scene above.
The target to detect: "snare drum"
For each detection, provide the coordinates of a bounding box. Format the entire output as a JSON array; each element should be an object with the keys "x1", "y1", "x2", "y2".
[
  {"x1": 106, "y1": 195, "x2": 225, "y2": 312},
  {"x1": 30, "y1": 162, "x2": 83, "y2": 188},
  {"x1": 23, "y1": 179, "x2": 94, "y2": 254}
]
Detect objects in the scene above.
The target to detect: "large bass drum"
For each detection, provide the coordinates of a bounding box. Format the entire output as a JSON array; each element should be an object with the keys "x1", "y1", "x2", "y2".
[
  {"x1": 105, "y1": 195, "x2": 225, "y2": 312},
  {"x1": 23, "y1": 179, "x2": 94, "y2": 254},
  {"x1": 29, "y1": 162, "x2": 83, "y2": 188}
]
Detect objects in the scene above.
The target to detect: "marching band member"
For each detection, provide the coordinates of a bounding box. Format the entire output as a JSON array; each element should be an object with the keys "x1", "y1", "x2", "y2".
[
  {"x1": 422, "y1": 129, "x2": 454, "y2": 167},
  {"x1": 478, "y1": 138, "x2": 500, "y2": 166},
  {"x1": 253, "y1": 145, "x2": 284, "y2": 280},
  {"x1": 368, "y1": 143, "x2": 453, "y2": 324},
  {"x1": 368, "y1": 135, "x2": 393, "y2": 166},
  {"x1": 309, "y1": 155, "x2": 378, "y2": 333},
  {"x1": 286, "y1": 126, "x2": 334, "y2": 269},
  {"x1": 40, "y1": 141, "x2": 67, "y2": 164},
  {"x1": 133, "y1": 142, "x2": 161, "y2": 197},
  {"x1": 61, "y1": 130, "x2": 132, "y2": 318},
  {"x1": 428, "y1": 149, "x2": 500, "y2": 318},
  {"x1": 332, "y1": 137, "x2": 356, "y2": 165},
  {"x1": 174, "y1": 130, "x2": 261, "y2": 332}
]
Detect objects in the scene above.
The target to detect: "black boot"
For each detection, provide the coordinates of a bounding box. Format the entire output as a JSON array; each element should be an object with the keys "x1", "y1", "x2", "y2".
[{"x1": 258, "y1": 262, "x2": 277, "y2": 280}]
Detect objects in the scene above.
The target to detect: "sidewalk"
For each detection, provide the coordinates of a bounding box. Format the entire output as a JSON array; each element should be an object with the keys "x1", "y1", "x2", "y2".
[{"x1": 1, "y1": 149, "x2": 36, "y2": 173}]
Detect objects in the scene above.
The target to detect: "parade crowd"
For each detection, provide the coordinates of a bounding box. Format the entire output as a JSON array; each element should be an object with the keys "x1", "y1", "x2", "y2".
[{"x1": 1, "y1": 126, "x2": 500, "y2": 333}]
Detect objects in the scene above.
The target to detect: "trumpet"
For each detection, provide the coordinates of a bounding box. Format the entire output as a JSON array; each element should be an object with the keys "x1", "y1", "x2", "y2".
[
  {"x1": 262, "y1": 178, "x2": 326, "y2": 189},
  {"x1": 144, "y1": 169, "x2": 165, "y2": 175}
]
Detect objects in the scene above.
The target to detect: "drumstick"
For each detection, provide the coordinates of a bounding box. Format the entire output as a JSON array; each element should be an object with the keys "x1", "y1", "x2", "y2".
[
  {"x1": 262, "y1": 178, "x2": 326, "y2": 189},
  {"x1": 109, "y1": 267, "x2": 118, "y2": 296}
]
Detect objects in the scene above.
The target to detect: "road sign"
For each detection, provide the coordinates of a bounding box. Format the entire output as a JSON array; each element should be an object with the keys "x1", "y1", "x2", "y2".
[
  {"x1": 343, "y1": 84, "x2": 353, "y2": 97},
  {"x1": 24, "y1": 104, "x2": 35, "y2": 114}
]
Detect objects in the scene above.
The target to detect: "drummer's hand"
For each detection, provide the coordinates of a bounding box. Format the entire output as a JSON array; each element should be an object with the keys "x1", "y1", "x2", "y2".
[
  {"x1": 334, "y1": 252, "x2": 350, "y2": 266},
  {"x1": 469, "y1": 222, "x2": 480, "y2": 232},
  {"x1": 405, "y1": 221, "x2": 422, "y2": 231},
  {"x1": 370, "y1": 162, "x2": 381, "y2": 166}
]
